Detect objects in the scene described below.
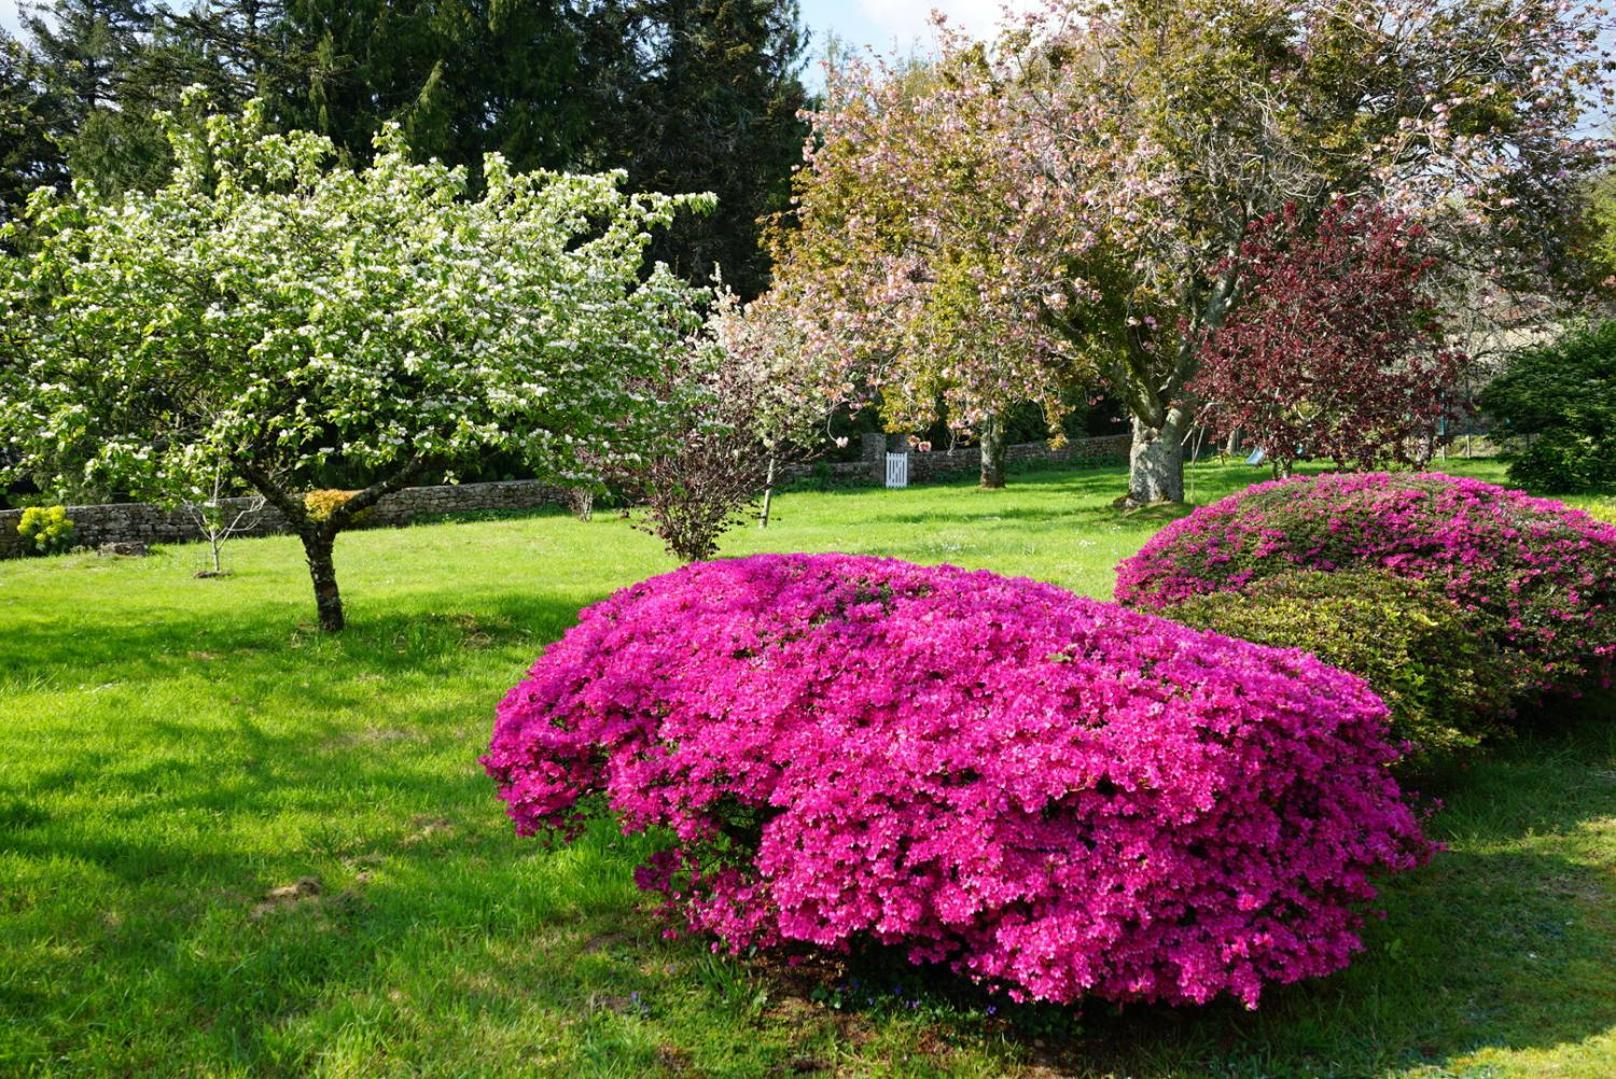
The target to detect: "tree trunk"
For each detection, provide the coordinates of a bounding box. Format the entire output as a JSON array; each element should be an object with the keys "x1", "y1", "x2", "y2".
[
  {"x1": 1126, "y1": 413, "x2": 1186, "y2": 505},
  {"x1": 301, "y1": 531, "x2": 344, "y2": 632},
  {"x1": 759, "y1": 451, "x2": 777, "y2": 528},
  {"x1": 979, "y1": 415, "x2": 1007, "y2": 489},
  {"x1": 1224, "y1": 427, "x2": 1241, "y2": 457}
]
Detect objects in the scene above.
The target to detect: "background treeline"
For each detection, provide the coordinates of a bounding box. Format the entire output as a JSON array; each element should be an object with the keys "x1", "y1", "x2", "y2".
[{"x1": 0, "y1": 0, "x2": 809, "y2": 298}]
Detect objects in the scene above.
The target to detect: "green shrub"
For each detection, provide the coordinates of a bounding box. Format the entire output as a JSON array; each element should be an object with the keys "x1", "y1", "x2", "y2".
[
  {"x1": 1164, "y1": 570, "x2": 1519, "y2": 756},
  {"x1": 17, "y1": 505, "x2": 75, "y2": 555},
  {"x1": 1508, "y1": 431, "x2": 1614, "y2": 494},
  {"x1": 1480, "y1": 321, "x2": 1616, "y2": 493}
]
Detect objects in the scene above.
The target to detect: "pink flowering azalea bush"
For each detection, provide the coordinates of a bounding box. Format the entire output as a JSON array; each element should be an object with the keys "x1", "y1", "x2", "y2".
[
  {"x1": 484, "y1": 553, "x2": 1433, "y2": 1008},
  {"x1": 1115, "y1": 472, "x2": 1616, "y2": 695}
]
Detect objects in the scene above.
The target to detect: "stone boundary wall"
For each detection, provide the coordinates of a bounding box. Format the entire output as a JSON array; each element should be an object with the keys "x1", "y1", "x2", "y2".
[
  {"x1": 0, "y1": 434, "x2": 1132, "y2": 558},
  {"x1": 781, "y1": 432, "x2": 1131, "y2": 486},
  {"x1": 0, "y1": 479, "x2": 568, "y2": 560},
  {"x1": 906, "y1": 433, "x2": 1131, "y2": 484}
]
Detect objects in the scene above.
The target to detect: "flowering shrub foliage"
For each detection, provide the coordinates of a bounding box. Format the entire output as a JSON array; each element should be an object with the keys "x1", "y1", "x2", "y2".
[
  {"x1": 302, "y1": 490, "x2": 364, "y2": 525},
  {"x1": 17, "y1": 505, "x2": 74, "y2": 555},
  {"x1": 1117, "y1": 473, "x2": 1616, "y2": 693},
  {"x1": 484, "y1": 553, "x2": 1432, "y2": 1008}
]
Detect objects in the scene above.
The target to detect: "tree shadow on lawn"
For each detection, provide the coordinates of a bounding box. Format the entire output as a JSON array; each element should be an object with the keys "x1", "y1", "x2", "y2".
[
  {"x1": 0, "y1": 588, "x2": 593, "y2": 689},
  {"x1": 1, "y1": 596, "x2": 687, "y2": 1068},
  {"x1": 834, "y1": 465, "x2": 1258, "y2": 539},
  {"x1": 2, "y1": 594, "x2": 592, "y2": 812},
  {"x1": 794, "y1": 455, "x2": 1274, "y2": 501}
]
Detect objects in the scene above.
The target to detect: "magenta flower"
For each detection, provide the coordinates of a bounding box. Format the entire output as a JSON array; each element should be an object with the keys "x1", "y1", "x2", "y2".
[{"x1": 485, "y1": 553, "x2": 1433, "y2": 1008}]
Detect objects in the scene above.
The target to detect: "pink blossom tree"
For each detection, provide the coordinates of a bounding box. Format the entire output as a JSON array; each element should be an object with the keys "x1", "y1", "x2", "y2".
[
  {"x1": 773, "y1": 0, "x2": 1612, "y2": 503},
  {"x1": 708, "y1": 287, "x2": 833, "y2": 525},
  {"x1": 624, "y1": 288, "x2": 834, "y2": 558},
  {"x1": 767, "y1": 54, "x2": 1095, "y2": 488}
]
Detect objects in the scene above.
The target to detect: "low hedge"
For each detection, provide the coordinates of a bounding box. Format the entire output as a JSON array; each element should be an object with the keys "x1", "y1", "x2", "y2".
[{"x1": 1164, "y1": 570, "x2": 1518, "y2": 756}]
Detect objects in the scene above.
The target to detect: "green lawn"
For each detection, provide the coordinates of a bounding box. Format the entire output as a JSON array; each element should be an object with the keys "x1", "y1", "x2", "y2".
[{"x1": 3, "y1": 458, "x2": 1615, "y2": 1077}]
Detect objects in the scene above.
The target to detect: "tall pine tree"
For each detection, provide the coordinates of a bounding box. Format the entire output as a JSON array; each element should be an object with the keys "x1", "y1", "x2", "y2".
[
  {"x1": 597, "y1": 0, "x2": 808, "y2": 296},
  {"x1": 22, "y1": 0, "x2": 171, "y2": 193},
  {"x1": 266, "y1": 0, "x2": 593, "y2": 176},
  {"x1": 11, "y1": 0, "x2": 810, "y2": 288},
  {"x1": 0, "y1": 29, "x2": 69, "y2": 221}
]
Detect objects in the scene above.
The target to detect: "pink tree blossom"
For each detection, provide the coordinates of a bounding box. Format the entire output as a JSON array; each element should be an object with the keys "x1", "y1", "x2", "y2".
[{"x1": 771, "y1": 0, "x2": 1613, "y2": 503}]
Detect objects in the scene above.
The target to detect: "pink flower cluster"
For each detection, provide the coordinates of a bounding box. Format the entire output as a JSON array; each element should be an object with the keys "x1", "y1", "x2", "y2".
[
  {"x1": 484, "y1": 553, "x2": 1432, "y2": 1008},
  {"x1": 1116, "y1": 472, "x2": 1616, "y2": 693}
]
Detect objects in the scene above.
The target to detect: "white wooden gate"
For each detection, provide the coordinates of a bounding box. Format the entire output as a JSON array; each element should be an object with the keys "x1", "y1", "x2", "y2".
[{"x1": 885, "y1": 452, "x2": 909, "y2": 489}]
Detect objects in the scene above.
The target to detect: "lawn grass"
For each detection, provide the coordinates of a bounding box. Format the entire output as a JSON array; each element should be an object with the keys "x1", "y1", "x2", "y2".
[{"x1": 2, "y1": 457, "x2": 1614, "y2": 1076}]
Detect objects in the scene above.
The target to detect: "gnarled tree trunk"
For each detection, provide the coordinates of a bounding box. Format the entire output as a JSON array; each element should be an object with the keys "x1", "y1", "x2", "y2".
[
  {"x1": 234, "y1": 453, "x2": 427, "y2": 633},
  {"x1": 979, "y1": 415, "x2": 1007, "y2": 489},
  {"x1": 1126, "y1": 410, "x2": 1188, "y2": 505}
]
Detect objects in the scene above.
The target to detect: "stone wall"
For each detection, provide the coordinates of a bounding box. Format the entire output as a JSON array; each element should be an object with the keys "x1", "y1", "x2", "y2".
[
  {"x1": 0, "y1": 433, "x2": 1132, "y2": 558},
  {"x1": 0, "y1": 479, "x2": 568, "y2": 559},
  {"x1": 906, "y1": 433, "x2": 1132, "y2": 484},
  {"x1": 781, "y1": 432, "x2": 1131, "y2": 487}
]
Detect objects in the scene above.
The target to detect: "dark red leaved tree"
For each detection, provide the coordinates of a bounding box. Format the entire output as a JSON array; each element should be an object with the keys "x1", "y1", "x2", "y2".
[{"x1": 1192, "y1": 200, "x2": 1468, "y2": 477}]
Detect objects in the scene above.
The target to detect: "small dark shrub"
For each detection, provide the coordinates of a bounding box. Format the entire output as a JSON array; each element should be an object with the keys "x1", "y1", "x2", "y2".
[
  {"x1": 1164, "y1": 570, "x2": 1519, "y2": 755},
  {"x1": 633, "y1": 430, "x2": 766, "y2": 561},
  {"x1": 1506, "y1": 431, "x2": 1615, "y2": 495},
  {"x1": 1481, "y1": 321, "x2": 1616, "y2": 493}
]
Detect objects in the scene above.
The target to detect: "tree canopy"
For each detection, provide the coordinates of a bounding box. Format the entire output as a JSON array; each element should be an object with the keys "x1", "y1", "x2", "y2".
[
  {"x1": 766, "y1": 52, "x2": 1092, "y2": 487},
  {"x1": 1191, "y1": 200, "x2": 1467, "y2": 477},
  {"x1": 0, "y1": 95, "x2": 713, "y2": 629}
]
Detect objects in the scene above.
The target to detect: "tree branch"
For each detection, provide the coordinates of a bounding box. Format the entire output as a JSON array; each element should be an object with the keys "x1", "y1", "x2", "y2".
[
  {"x1": 232, "y1": 455, "x2": 309, "y2": 529},
  {"x1": 326, "y1": 455, "x2": 432, "y2": 533}
]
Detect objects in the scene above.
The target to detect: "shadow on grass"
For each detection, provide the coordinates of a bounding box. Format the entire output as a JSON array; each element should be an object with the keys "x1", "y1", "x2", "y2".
[
  {"x1": 0, "y1": 589, "x2": 591, "y2": 689},
  {"x1": 0, "y1": 592, "x2": 677, "y2": 1068}
]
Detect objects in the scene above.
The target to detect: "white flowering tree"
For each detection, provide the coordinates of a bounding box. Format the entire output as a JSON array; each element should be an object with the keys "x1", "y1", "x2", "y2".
[
  {"x1": 707, "y1": 287, "x2": 832, "y2": 526},
  {"x1": 0, "y1": 92, "x2": 713, "y2": 630}
]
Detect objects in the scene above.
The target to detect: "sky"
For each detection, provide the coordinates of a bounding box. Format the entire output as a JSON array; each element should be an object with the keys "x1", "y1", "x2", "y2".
[{"x1": 798, "y1": 0, "x2": 1033, "y2": 60}]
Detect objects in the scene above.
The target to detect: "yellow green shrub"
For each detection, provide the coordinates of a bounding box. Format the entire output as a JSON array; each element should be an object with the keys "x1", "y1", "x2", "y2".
[
  {"x1": 17, "y1": 505, "x2": 75, "y2": 555},
  {"x1": 1164, "y1": 570, "x2": 1520, "y2": 757}
]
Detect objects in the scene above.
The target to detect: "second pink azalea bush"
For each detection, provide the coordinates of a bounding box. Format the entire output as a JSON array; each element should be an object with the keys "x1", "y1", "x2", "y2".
[
  {"x1": 1116, "y1": 472, "x2": 1616, "y2": 695},
  {"x1": 485, "y1": 554, "x2": 1432, "y2": 1008}
]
